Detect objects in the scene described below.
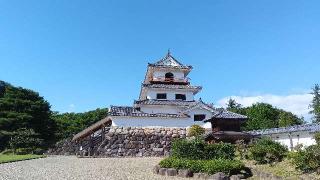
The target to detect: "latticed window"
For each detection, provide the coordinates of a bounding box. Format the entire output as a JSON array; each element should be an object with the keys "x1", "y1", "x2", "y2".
[
  {"x1": 156, "y1": 93, "x2": 167, "y2": 99},
  {"x1": 165, "y1": 72, "x2": 174, "y2": 81},
  {"x1": 194, "y1": 114, "x2": 206, "y2": 121},
  {"x1": 175, "y1": 94, "x2": 186, "y2": 100}
]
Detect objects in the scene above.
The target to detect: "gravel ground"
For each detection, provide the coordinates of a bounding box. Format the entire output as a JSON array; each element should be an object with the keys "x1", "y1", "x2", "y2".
[{"x1": 0, "y1": 156, "x2": 183, "y2": 180}]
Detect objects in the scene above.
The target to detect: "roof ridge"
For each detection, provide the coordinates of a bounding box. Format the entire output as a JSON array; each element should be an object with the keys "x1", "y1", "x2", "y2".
[
  {"x1": 248, "y1": 123, "x2": 320, "y2": 135},
  {"x1": 156, "y1": 52, "x2": 183, "y2": 65},
  {"x1": 141, "y1": 84, "x2": 202, "y2": 92},
  {"x1": 149, "y1": 51, "x2": 191, "y2": 68}
]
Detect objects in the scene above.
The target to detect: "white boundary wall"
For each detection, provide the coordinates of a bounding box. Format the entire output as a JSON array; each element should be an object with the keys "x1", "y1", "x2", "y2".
[
  {"x1": 262, "y1": 131, "x2": 316, "y2": 150},
  {"x1": 111, "y1": 116, "x2": 212, "y2": 129}
]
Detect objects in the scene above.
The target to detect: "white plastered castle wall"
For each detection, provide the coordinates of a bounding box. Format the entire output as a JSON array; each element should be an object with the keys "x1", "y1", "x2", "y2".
[
  {"x1": 146, "y1": 89, "x2": 194, "y2": 101},
  {"x1": 263, "y1": 131, "x2": 316, "y2": 150},
  {"x1": 187, "y1": 108, "x2": 213, "y2": 128},
  {"x1": 140, "y1": 105, "x2": 182, "y2": 114},
  {"x1": 153, "y1": 70, "x2": 184, "y2": 79},
  {"x1": 111, "y1": 106, "x2": 213, "y2": 128}
]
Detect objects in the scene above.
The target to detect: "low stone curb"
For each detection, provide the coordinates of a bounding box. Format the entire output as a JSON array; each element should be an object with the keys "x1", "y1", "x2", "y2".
[
  {"x1": 153, "y1": 165, "x2": 243, "y2": 179},
  {"x1": 250, "y1": 168, "x2": 283, "y2": 180}
]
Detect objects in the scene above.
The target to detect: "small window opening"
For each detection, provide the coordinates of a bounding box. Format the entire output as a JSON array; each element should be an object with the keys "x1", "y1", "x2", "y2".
[
  {"x1": 156, "y1": 93, "x2": 167, "y2": 99},
  {"x1": 175, "y1": 94, "x2": 186, "y2": 100},
  {"x1": 165, "y1": 72, "x2": 174, "y2": 81},
  {"x1": 164, "y1": 72, "x2": 173, "y2": 79},
  {"x1": 194, "y1": 114, "x2": 206, "y2": 121}
]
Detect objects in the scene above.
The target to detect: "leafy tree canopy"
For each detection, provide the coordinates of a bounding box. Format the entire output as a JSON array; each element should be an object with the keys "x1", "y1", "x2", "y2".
[
  {"x1": 227, "y1": 99, "x2": 304, "y2": 131},
  {"x1": 0, "y1": 80, "x2": 56, "y2": 151},
  {"x1": 9, "y1": 128, "x2": 43, "y2": 153},
  {"x1": 226, "y1": 98, "x2": 242, "y2": 110},
  {"x1": 52, "y1": 108, "x2": 108, "y2": 140},
  {"x1": 245, "y1": 103, "x2": 280, "y2": 130},
  {"x1": 309, "y1": 84, "x2": 320, "y2": 122}
]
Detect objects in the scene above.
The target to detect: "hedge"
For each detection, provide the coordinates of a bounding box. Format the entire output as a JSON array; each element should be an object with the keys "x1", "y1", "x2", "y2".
[
  {"x1": 188, "y1": 125, "x2": 205, "y2": 137},
  {"x1": 171, "y1": 138, "x2": 235, "y2": 160},
  {"x1": 249, "y1": 137, "x2": 288, "y2": 164},
  {"x1": 291, "y1": 144, "x2": 320, "y2": 172},
  {"x1": 159, "y1": 157, "x2": 245, "y2": 175}
]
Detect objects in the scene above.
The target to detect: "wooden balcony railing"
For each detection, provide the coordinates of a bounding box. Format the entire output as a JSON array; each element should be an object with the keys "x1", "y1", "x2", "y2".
[{"x1": 149, "y1": 76, "x2": 190, "y2": 84}]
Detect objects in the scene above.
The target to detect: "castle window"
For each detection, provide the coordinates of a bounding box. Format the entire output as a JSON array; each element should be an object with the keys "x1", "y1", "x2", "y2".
[
  {"x1": 156, "y1": 93, "x2": 167, "y2": 100},
  {"x1": 175, "y1": 94, "x2": 186, "y2": 100},
  {"x1": 194, "y1": 114, "x2": 206, "y2": 121},
  {"x1": 165, "y1": 72, "x2": 174, "y2": 81}
]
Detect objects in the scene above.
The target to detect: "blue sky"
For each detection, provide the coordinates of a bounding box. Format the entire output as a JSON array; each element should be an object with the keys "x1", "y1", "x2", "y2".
[{"x1": 0, "y1": 0, "x2": 319, "y2": 120}]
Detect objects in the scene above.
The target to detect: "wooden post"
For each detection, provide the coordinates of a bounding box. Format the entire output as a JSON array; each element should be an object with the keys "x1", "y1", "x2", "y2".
[
  {"x1": 289, "y1": 133, "x2": 293, "y2": 151},
  {"x1": 89, "y1": 134, "x2": 93, "y2": 156},
  {"x1": 101, "y1": 126, "x2": 105, "y2": 141}
]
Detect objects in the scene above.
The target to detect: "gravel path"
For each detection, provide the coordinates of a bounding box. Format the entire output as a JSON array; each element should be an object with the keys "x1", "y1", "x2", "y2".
[{"x1": 0, "y1": 156, "x2": 183, "y2": 180}]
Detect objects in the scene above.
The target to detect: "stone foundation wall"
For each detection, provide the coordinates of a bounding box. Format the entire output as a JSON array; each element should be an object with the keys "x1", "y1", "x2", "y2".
[
  {"x1": 48, "y1": 127, "x2": 187, "y2": 157},
  {"x1": 47, "y1": 138, "x2": 78, "y2": 156}
]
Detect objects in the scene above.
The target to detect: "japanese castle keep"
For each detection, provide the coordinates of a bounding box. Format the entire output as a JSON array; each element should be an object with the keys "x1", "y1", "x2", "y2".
[
  {"x1": 73, "y1": 52, "x2": 247, "y2": 140},
  {"x1": 110, "y1": 51, "x2": 246, "y2": 128}
]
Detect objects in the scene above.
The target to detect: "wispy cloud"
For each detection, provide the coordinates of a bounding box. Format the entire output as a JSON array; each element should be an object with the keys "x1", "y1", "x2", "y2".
[
  {"x1": 67, "y1": 104, "x2": 75, "y2": 112},
  {"x1": 217, "y1": 93, "x2": 313, "y2": 120}
]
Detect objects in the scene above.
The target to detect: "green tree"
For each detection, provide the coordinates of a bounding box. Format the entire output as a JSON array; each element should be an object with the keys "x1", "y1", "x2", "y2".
[
  {"x1": 52, "y1": 108, "x2": 108, "y2": 140},
  {"x1": 9, "y1": 128, "x2": 43, "y2": 154},
  {"x1": 278, "y1": 110, "x2": 304, "y2": 127},
  {"x1": 226, "y1": 98, "x2": 242, "y2": 110},
  {"x1": 309, "y1": 84, "x2": 320, "y2": 122},
  {"x1": 239, "y1": 103, "x2": 303, "y2": 130},
  {"x1": 0, "y1": 81, "x2": 56, "y2": 151},
  {"x1": 245, "y1": 103, "x2": 279, "y2": 130},
  {"x1": 226, "y1": 98, "x2": 247, "y2": 116}
]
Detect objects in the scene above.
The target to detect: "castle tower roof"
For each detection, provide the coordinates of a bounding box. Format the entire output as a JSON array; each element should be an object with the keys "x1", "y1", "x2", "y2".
[{"x1": 148, "y1": 51, "x2": 192, "y2": 70}]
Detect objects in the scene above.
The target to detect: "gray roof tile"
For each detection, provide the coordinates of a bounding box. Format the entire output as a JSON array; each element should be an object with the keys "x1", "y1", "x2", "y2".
[
  {"x1": 134, "y1": 100, "x2": 196, "y2": 106},
  {"x1": 142, "y1": 84, "x2": 202, "y2": 91},
  {"x1": 110, "y1": 106, "x2": 188, "y2": 118},
  {"x1": 248, "y1": 123, "x2": 320, "y2": 135},
  {"x1": 149, "y1": 52, "x2": 192, "y2": 69},
  {"x1": 212, "y1": 109, "x2": 248, "y2": 119}
]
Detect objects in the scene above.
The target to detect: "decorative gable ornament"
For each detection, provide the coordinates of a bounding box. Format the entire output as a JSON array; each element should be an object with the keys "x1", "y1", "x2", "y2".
[
  {"x1": 181, "y1": 99, "x2": 215, "y2": 113},
  {"x1": 154, "y1": 53, "x2": 183, "y2": 67}
]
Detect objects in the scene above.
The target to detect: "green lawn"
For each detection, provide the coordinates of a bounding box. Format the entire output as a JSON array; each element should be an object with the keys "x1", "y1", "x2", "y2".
[
  {"x1": 0, "y1": 154, "x2": 45, "y2": 164},
  {"x1": 244, "y1": 159, "x2": 320, "y2": 180}
]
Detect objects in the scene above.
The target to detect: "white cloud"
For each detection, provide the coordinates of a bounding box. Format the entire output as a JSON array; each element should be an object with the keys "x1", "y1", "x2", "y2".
[
  {"x1": 67, "y1": 104, "x2": 75, "y2": 112},
  {"x1": 217, "y1": 93, "x2": 313, "y2": 120}
]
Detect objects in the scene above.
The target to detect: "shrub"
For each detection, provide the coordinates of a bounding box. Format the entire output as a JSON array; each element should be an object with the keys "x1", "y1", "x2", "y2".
[
  {"x1": 171, "y1": 139, "x2": 235, "y2": 160},
  {"x1": 291, "y1": 144, "x2": 320, "y2": 172},
  {"x1": 204, "y1": 143, "x2": 235, "y2": 160},
  {"x1": 14, "y1": 148, "x2": 34, "y2": 155},
  {"x1": 249, "y1": 137, "x2": 288, "y2": 164},
  {"x1": 172, "y1": 138, "x2": 205, "y2": 159},
  {"x1": 235, "y1": 140, "x2": 247, "y2": 160},
  {"x1": 314, "y1": 132, "x2": 320, "y2": 145},
  {"x1": 188, "y1": 125, "x2": 205, "y2": 137},
  {"x1": 1, "y1": 149, "x2": 14, "y2": 155},
  {"x1": 159, "y1": 157, "x2": 245, "y2": 175},
  {"x1": 293, "y1": 143, "x2": 303, "y2": 151},
  {"x1": 9, "y1": 128, "x2": 43, "y2": 154},
  {"x1": 202, "y1": 159, "x2": 244, "y2": 175}
]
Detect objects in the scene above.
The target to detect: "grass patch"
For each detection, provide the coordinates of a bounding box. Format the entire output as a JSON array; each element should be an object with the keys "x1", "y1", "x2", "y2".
[
  {"x1": 0, "y1": 154, "x2": 45, "y2": 164},
  {"x1": 244, "y1": 159, "x2": 320, "y2": 179}
]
